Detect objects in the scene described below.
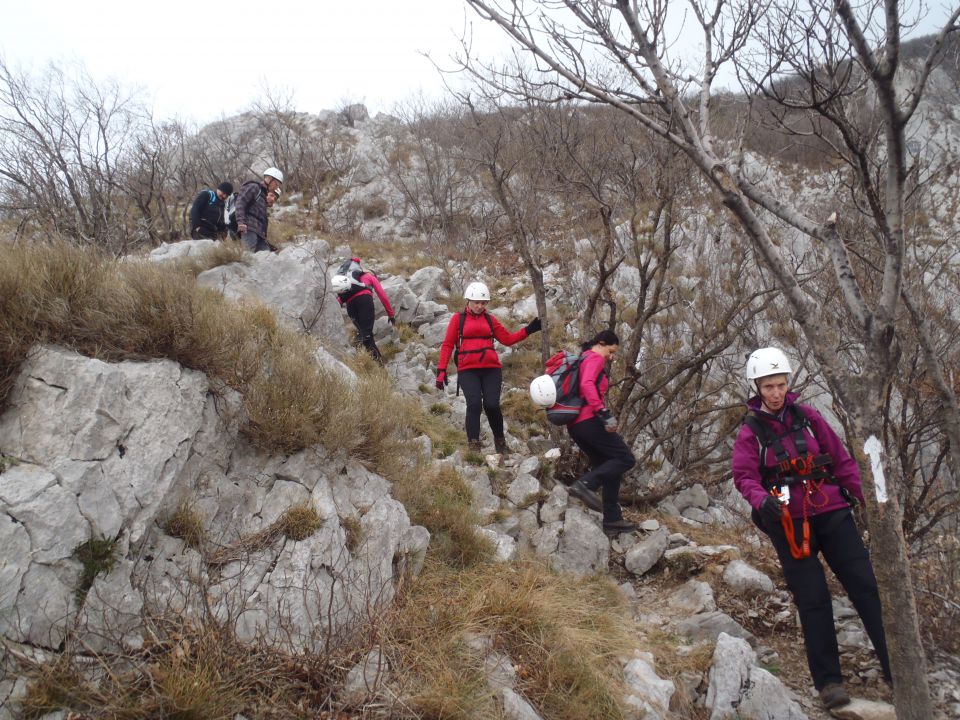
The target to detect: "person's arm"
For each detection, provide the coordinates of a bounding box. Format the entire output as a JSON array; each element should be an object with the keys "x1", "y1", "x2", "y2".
[
  {"x1": 490, "y1": 314, "x2": 529, "y2": 346},
  {"x1": 805, "y1": 407, "x2": 866, "y2": 504},
  {"x1": 732, "y1": 425, "x2": 772, "y2": 511},
  {"x1": 437, "y1": 314, "x2": 459, "y2": 372},
  {"x1": 234, "y1": 183, "x2": 257, "y2": 231},
  {"x1": 578, "y1": 353, "x2": 606, "y2": 414},
  {"x1": 188, "y1": 191, "x2": 205, "y2": 231},
  {"x1": 363, "y1": 273, "x2": 395, "y2": 317}
]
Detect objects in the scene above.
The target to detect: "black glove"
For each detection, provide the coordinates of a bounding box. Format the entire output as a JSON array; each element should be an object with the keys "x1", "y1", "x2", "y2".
[
  {"x1": 524, "y1": 317, "x2": 542, "y2": 335},
  {"x1": 388, "y1": 316, "x2": 396, "y2": 326},
  {"x1": 435, "y1": 369, "x2": 448, "y2": 390},
  {"x1": 596, "y1": 408, "x2": 617, "y2": 431},
  {"x1": 759, "y1": 495, "x2": 783, "y2": 525}
]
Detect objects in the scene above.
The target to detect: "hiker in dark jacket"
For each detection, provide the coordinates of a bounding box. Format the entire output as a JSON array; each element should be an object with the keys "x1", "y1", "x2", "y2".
[
  {"x1": 236, "y1": 167, "x2": 282, "y2": 252},
  {"x1": 731, "y1": 347, "x2": 890, "y2": 710},
  {"x1": 435, "y1": 281, "x2": 540, "y2": 455},
  {"x1": 188, "y1": 181, "x2": 233, "y2": 239},
  {"x1": 564, "y1": 329, "x2": 637, "y2": 536}
]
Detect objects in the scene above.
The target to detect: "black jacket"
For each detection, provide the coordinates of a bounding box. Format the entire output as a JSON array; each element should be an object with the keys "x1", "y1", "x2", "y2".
[
  {"x1": 234, "y1": 180, "x2": 268, "y2": 240},
  {"x1": 189, "y1": 189, "x2": 227, "y2": 239}
]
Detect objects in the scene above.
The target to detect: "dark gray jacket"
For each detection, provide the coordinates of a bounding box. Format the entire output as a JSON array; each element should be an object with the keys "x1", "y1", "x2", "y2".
[{"x1": 235, "y1": 180, "x2": 268, "y2": 239}]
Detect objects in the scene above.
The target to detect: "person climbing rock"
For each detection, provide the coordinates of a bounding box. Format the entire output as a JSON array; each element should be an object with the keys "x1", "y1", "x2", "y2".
[{"x1": 331, "y1": 257, "x2": 395, "y2": 363}]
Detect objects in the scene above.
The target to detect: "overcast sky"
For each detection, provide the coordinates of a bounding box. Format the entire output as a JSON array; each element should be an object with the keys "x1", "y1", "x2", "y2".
[
  {"x1": 0, "y1": 1, "x2": 954, "y2": 127},
  {"x1": 0, "y1": 0, "x2": 511, "y2": 124}
]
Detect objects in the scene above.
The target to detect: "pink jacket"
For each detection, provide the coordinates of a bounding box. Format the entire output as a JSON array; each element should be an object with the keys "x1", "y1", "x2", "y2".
[
  {"x1": 437, "y1": 310, "x2": 529, "y2": 372},
  {"x1": 732, "y1": 393, "x2": 865, "y2": 519},
  {"x1": 572, "y1": 350, "x2": 609, "y2": 424},
  {"x1": 337, "y1": 271, "x2": 395, "y2": 317}
]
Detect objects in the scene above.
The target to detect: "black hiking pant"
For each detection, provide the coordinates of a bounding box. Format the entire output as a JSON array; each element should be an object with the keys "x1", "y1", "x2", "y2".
[
  {"x1": 762, "y1": 508, "x2": 891, "y2": 690},
  {"x1": 568, "y1": 417, "x2": 635, "y2": 523},
  {"x1": 346, "y1": 294, "x2": 382, "y2": 363},
  {"x1": 458, "y1": 368, "x2": 503, "y2": 441}
]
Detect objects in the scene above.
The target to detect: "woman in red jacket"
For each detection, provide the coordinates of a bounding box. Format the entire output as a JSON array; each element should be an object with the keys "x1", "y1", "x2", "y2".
[
  {"x1": 332, "y1": 257, "x2": 396, "y2": 363},
  {"x1": 436, "y1": 281, "x2": 540, "y2": 454},
  {"x1": 565, "y1": 329, "x2": 637, "y2": 535}
]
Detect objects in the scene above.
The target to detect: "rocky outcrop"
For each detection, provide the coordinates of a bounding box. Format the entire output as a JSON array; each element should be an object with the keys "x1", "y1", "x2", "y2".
[{"x1": 0, "y1": 346, "x2": 428, "y2": 657}]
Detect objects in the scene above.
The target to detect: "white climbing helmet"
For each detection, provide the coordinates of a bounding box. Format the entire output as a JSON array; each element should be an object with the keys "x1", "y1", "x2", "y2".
[
  {"x1": 264, "y1": 166, "x2": 284, "y2": 184},
  {"x1": 464, "y1": 281, "x2": 491, "y2": 301},
  {"x1": 529, "y1": 375, "x2": 557, "y2": 408},
  {"x1": 746, "y1": 347, "x2": 792, "y2": 380},
  {"x1": 330, "y1": 274, "x2": 351, "y2": 294}
]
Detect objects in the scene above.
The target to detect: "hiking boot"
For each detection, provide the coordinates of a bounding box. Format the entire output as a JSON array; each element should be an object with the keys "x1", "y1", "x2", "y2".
[
  {"x1": 466, "y1": 439, "x2": 483, "y2": 453},
  {"x1": 818, "y1": 683, "x2": 850, "y2": 709},
  {"x1": 493, "y1": 436, "x2": 510, "y2": 455},
  {"x1": 568, "y1": 480, "x2": 603, "y2": 512},
  {"x1": 602, "y1": 519, "x2": 638, "y2": 536}
]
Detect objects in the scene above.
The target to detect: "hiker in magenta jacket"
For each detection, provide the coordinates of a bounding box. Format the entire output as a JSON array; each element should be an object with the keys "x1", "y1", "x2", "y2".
[
  {"x1": 564, "y1": 329, "x2": 637, "y2": 535},
  {"x1": 435, "y1": 281, "x2": 540, "y2": 454},
  {"x1": 731, "y1": 347, "x2": 889, "y2": 710},
  {"x1": 336, "y1": 257, "x2": 395, "y2": 363}
]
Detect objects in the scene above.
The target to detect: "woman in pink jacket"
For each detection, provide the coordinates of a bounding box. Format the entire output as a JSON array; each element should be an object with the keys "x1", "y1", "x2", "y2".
[
  {"x1": 435, "y1": 281, "x2": 540, "y2": 454},
  {"x1": 731, "y1": 347, "x2": 890, "y2": 709},
  {"x1": 333, "y1": 257, "x2": 395, "y2": 363},
  {"x1": 565, "y1": 329, "x2": 637, "y2": 535}
]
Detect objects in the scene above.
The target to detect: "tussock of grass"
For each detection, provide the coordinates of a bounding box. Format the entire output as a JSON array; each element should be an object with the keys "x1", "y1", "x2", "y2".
[
  {"x1": 339, "y1": 514, "x2": 365, "y2": 552},
  {"x1": 163, "y1": 503, "x2": 206, "y2": 550},
  {"x1": 19, "y1": 621, "x2": 341, "y2": 719},
  {"x1": 391, "y1": 464, "x2": 492, "y2": 569},
  {"x1": 0, "y1": 242, "x2": 415, "y2": 466},
  {"x1": 384, "y1": 557, "x2": 637, "y2": 719},
  {"x1": 74, "y1": 537, "x2": 118, "y2": 606},
  {"x1": 209, "y1": 503, "x2": 323, "y2": 565}
]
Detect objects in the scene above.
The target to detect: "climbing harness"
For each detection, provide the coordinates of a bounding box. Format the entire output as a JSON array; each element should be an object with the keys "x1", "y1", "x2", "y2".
[{"x1": 744, "y1": 407, "x2": 840, "y2": 559}]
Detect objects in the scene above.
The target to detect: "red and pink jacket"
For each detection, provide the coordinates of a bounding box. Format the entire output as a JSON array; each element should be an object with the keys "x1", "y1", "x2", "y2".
[
  {"x1": 337, "y1": 271, "x2": 395, "y2": 318},
  {"x1": 437, "y1": 310, "x2": 529, "y2": 372},
  {"x1": 732, "y1": 393, "x2": 865, "y2": 519},
  {"x1": 572, "y1": 349, "x2": 609, "y2": 425}
]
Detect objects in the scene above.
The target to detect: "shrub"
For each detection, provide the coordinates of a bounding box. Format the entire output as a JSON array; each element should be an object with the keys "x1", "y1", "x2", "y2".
[{"x1": 74, "y1": 537, "x2": 118, "y2": 605}]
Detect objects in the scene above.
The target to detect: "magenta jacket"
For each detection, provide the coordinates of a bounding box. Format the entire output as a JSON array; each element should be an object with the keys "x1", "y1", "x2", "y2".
[
  {"x1": 732, "y1": 393, "x2": 865, "y2": 518},
  {"x1": 337, "y1": 271, "x2": 395, "y2": 318},
  {"x1": 572, "y1": 350, "x2": 609, "y2": 425}
]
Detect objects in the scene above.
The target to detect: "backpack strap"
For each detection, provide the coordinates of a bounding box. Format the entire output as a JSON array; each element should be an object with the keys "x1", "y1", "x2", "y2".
[
  {"x1": 455, "y1": 311, "x2": 495, "y2": 358},
  {"x1": 743, "y1": 406, "x2": 834, "y2": 489}
]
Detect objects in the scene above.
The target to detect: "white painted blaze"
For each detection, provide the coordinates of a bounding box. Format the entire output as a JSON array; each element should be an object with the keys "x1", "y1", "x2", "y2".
[{"x1": 863, "y1": 435, "x2": 888, "y2": 503}]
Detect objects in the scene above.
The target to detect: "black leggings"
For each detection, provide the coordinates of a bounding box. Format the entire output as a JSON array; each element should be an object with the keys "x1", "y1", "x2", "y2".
[
  {"x1": 346, "y1": 294, "x2": 381, "y2": 362},
  {"x1": 764, "y1": 508, "x2": 890, "y2": 690},
  {"x1": 568, "y1": 417, "x2": 636, "y2": 523},
  {"x1": 458, "y1": 368, "x2": 504, "y2": 441}
]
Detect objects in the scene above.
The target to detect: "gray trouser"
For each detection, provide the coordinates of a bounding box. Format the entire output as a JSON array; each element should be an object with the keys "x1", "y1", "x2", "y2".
[{"x1": 241, "y1": 231, "x2": 271, "y2": 252}]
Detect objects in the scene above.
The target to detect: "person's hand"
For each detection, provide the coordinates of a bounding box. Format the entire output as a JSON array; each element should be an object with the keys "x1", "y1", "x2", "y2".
[
  {"x1": 596, "y1": 408, "x2": 617, "y2": 432},
  {"x1": 238, "y1": 223, "x2": 247, "y2": 234},
  {"x1": 524, "y1": 317, "x2": 542, "y2": 335},
  {"x1": 388, "y1": 317, "x2": 396, "y2": 327},
  {"x1": 435, "y1": 369, "x2": 448, "y2": 390},
  {"x1": 760, "y1": 495, "x2": 783, "y2": 525}
]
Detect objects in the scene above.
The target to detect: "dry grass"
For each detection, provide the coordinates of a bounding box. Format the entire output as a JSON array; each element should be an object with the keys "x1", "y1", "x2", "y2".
[
  {"x1": 208, "y1": 503, "x2": 323, "y2": 565},
  {"x1": 163, "y1": 502, "x2": 207, "y2": 550},
  {"x1": 18, "y1": 620, "x2": 344, "y2": 719},
  {"x1": 383, "y1": 556, "x2": 638, "y2": 720},
  {"x1": 0, "y1": 241, "x2": 417, "y2": 467},
  {"x1": 391, "y1": 464, "x2": 492, "y2": 569}
]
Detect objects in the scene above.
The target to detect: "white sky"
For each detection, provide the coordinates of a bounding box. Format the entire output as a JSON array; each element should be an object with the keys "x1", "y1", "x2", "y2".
[
  {"x1": 0, "y1": 1, "x2": 954, "y2": 126},
  {"x1": 0, "y1": 0, "x2": 511, "y2": 124}
]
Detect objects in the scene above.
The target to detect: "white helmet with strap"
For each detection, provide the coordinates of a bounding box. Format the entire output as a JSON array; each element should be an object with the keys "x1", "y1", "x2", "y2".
[
  {"x1": 529, "y1": 375, "x2": 557, "y2": 407},
  {"x1": 464, "y1": 281, "x2": 490, "y2": 301},
  {"x1": 264, "y1": 166, "x2": 284, "y2": 184},
  {"x1": 746, "y1": 347, "x2": 792, "y2": 380},
  {"x1": 330, "y1": 274, "x2": 351, "y2": 294}
]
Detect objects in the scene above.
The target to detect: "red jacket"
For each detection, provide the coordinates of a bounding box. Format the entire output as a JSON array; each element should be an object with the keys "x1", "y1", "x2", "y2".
[
  {"x1": 438, "y1": 310, "x2": 529, "y2": 372},
  {"x1": 336, "y1": 271, "x2": 395, "y2": 318}
]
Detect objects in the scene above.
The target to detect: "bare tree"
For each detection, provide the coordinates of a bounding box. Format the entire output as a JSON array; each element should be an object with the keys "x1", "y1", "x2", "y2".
[{"x1": 461, "y1": 1, "x2": 960, "y2": 715}]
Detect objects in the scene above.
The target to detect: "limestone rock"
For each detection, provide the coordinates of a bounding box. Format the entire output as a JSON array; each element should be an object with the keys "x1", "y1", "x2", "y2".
[
  {"x1": 500, "y1": 687, "x2": 544, "y2": 720},
  {"x1": 830, "y1": 698, "x2": 896, "y2": 720},
  {"x1": 722, "y1": 559, "x2": 775, "y2": 597},
  {"x1": 407, "y1": 266, "x2": 446, "y2": 301},
  {"x1": 552, "y1": 508, "x2": 609, "y2": 576},
  {"x1": 341, "y1": 647, "x2": 390, "y2": 706},
  {"x1": 624, "y1": 529, "x2": 668, "y2": 576},
  {"x1": 506, "y1": 473, "x2": 541, "y2": 507},
  {"x1": 669, "y1": 579, "x2": 718, "y2": 614},
  {"x1": 622, "y1": 651, "x2": 675, "y2": 720},
  {"x1": 706, "y1": 633, "x2": 806, "y2": 720},
  {"x1": 672, "y1": 483, "x2": 710, "y2": 513},
  {"x1": 677, "y1": 611, "x2": 756, "y2": 647}
]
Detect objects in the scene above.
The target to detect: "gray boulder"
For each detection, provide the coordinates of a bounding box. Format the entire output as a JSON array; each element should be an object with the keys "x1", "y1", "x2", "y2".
[
  {"x1": 705, "y1": 633, "x2": 806, "y2": 720},
  {"x1": 677, "y1": 611, "x2": 756, "y2": 647},
  {"x1": 672, "y1": 483, "x2": 710, "y2": 513},
  {"x1": 624, "y1": 529, "x2": 668, "y2": 576},
  {"x1": 722, "y1": 559, "x2": 775, "y2": 597},
  {"x1": 407, "y1": 266, "x2": 446, "y2": 301},
  {"x1": 668, "y1": 579, "x2": 718, "y2": 614},
  {"x1": 552, "y1": 508, "x2": 609, "y2": 576}
]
